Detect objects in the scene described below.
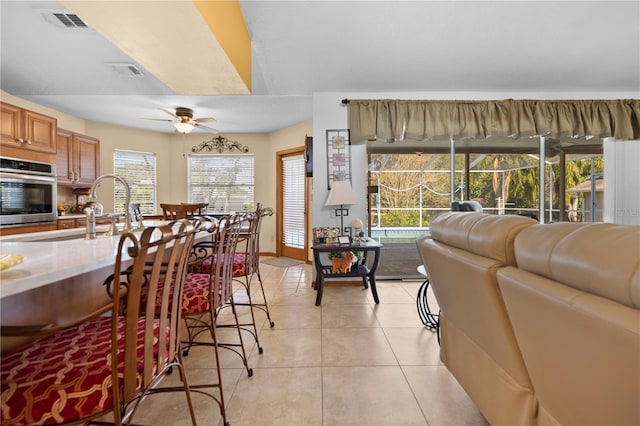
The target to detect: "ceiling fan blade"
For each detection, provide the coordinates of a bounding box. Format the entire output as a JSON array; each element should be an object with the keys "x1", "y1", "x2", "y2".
[
  {"x1": 194, "y1": 117, "x2": 216, "y2": 123},
  {"x1": 159, "y1": 108, "x2": 178, "y2": 118},
  {"x1": 143, "y1": 118, "x2": 176, "y2": 122},
  {"x1": 195, "y1": 123, "x2": 220, "y2": 132}
]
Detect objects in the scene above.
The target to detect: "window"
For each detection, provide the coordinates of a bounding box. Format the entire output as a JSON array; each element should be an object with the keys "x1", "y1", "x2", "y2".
[
  {"x1": 113, "y1": 150, "x2": 157, "y2": 214},
  {"x1": 188, "y1": 154, "x2": 254, "y2": 213}
]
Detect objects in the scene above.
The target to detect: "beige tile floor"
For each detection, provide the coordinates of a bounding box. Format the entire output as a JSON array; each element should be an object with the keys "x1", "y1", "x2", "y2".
[{"x1": 131, "y1": 259, "x2": 489, "y2": 426}]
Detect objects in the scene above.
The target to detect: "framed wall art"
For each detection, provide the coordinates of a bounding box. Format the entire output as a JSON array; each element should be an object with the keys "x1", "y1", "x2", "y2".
[{"x1": 326, "y1": 129, "x2": 351, "y2": 189}]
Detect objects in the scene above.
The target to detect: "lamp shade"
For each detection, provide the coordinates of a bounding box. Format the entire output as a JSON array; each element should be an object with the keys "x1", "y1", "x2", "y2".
[
  {"x1": 174, "y1": 122, "x2": 195, "y2": 134},
  {"x1": 324, "y1": 180, "x2": 359, "y2": 206}
]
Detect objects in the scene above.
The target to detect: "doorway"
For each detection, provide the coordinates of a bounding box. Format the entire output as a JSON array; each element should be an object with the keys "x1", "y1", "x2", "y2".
[{"x1": 276, "y1": 147, "x2": 308, "y2": 261}]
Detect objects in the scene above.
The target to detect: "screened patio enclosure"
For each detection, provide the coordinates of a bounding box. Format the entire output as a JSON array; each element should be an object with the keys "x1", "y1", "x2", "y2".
[
  {"x1": 366, "y1": 137, "x2": 604, "y2": 279},
  {"x1": 368, "y1": 137, "x2": 604, "y2": 224}
]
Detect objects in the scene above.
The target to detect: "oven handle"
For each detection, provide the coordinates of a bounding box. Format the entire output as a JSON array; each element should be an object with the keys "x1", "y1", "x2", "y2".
[{"x1": 0, "y1": 171, "x2": 56, "y2": 183}]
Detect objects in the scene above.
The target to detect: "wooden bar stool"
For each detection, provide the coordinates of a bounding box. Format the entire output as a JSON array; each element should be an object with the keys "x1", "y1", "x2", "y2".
[{"x1": 161, "y1": 203, "x2": 208, "y2": 220}]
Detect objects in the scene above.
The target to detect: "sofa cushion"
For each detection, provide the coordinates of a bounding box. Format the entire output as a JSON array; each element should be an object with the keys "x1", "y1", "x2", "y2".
[
  {"x1": 514, "y1": 222, "x2": 640, "y2": 309},
  {"x1": 429, "y1": 212, "x2": 537, "y2": 265}
]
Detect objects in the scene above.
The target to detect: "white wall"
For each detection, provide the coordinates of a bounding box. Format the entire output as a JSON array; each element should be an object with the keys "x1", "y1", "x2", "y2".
[
  {"x1": 312, "y1": 93, "x2": 367, "y2": 234},
  {"x1": 311, "y1": 91, "x2": 640, "y2": 230},
  {"x1": 604, "y1": 138, "x2": 640, "y2": 225}
]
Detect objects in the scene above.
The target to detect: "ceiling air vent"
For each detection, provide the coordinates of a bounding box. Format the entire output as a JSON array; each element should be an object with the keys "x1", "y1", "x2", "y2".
[
  {"x1": 107, "y1": 63, "x2": 145, "y2": 78},
  {"x1": 40, "y1": 10, "x2": 90, "y2": 29},
  {"x1": 52, "y1": 13, "x2": 88, "y2": 28}
]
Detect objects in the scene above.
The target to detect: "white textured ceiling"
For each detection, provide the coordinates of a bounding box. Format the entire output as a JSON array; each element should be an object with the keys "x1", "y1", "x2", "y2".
[{"x1": 1, "y1": 1, "x2": 638, "y2": 135}]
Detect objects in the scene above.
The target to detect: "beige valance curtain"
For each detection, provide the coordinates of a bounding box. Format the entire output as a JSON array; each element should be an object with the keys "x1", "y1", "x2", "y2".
[{"x1": 348, "y1": 99, "x2": 640, "y2": 144}]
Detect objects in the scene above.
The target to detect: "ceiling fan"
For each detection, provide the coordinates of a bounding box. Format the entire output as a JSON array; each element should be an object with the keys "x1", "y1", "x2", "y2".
[{"x1": 145, "y1": 107, "x2": 218, "y2": 134}]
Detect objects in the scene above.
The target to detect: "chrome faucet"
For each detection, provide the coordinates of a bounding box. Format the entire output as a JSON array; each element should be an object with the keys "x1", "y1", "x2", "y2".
[
  {"x1": 84, "y1": 204, "x2": 97, "y2": 239},
  {"x1": 85, "y1": 174, "x2": 133, "y2": 239}
]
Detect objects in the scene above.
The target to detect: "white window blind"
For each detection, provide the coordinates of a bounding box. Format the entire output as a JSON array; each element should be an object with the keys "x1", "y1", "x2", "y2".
[
  {"x1": 282, "y1": 154, "x2": 305, "y2": 248},
  {"x1": 188, "y1": 154, "x2": 254, "y2": 213},
  {"x1": 113, "y1": 150, "x2": 157, "y2": 214}
]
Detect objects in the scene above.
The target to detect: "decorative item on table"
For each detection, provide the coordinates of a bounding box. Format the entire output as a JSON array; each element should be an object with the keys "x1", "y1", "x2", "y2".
[
  {"x1": 351, "y1": 218, "x2": 365, "y2": 240},
  {"x1": 313, "y1": 227, "x2": 340, "y2": 244},
  {"x1": 324, "y1": 176, "x2": 359, "y2": 237},
  {"x1": 57, "y1": 203, "x2": 65, "y2": 216},
  {"x1": 313, "y1": 227, "x2": 326, "y2": 243},
  {"x1": 328, "y1": 251, "x2": 356, "y2": 273}
]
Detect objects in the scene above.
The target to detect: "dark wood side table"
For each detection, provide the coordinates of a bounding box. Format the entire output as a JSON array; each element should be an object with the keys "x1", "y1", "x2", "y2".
[{"x1": 311, "y1": 240, "x2": 383, "y2": 306}]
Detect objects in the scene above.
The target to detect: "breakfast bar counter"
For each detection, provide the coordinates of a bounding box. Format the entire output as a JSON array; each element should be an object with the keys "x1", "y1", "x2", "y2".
[
  {"x1": 0, "y1": 221, "x2": 175, "y2": 299},
  {"x1": 0, "y1": 221, "x2": 176, "y2": 353},
  {"x1": 1, "y1": 227, "x2": 123, "y2": 299}
]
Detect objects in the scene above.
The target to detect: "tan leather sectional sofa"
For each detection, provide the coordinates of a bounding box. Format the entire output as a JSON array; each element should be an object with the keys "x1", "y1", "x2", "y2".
[{"x1": 416, "y1": 212, "x2": 640, "y2": 425}]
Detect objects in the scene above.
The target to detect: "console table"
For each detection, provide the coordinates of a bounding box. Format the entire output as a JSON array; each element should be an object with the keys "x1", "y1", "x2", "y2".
[{"x1": 311, "y1": 240, "x2": 382, "y2": 306}]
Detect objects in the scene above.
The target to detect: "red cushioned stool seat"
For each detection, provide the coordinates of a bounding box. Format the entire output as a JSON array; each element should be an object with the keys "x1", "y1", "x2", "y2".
[
  {"x1": 198, "y1": 253, "x2": 248, "y2": 277},
  {"x1": 1, "y1": 316, "x2": 161, "y2": 426}
]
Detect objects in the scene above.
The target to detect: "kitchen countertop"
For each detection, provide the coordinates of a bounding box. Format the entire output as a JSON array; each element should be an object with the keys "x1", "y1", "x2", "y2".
[
  {"x1": 0, "y1": 221, "x2": 171, "y2": 299},
  {"x1": 57, "y1": 214, "x2": 88, "y2": 219},
  {"x1": 0, "y1": 224, "x2": 110, "y2": 243}
]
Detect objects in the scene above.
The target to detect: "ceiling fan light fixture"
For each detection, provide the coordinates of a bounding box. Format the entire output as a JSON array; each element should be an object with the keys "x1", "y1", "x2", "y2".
[{"x1": 174, "y1": 122, "x2": 195, "y2": 134}]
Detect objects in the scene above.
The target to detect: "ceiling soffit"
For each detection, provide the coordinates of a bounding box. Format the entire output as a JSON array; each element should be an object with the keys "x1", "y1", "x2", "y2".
[{"x1": 60, "y1": 0, "x2": 251, "y2": 95}]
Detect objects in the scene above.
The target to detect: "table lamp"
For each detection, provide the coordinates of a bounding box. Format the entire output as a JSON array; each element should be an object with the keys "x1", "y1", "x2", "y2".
[{"x1": 324, "y1": 179, "x2": 359, "y2": 236}]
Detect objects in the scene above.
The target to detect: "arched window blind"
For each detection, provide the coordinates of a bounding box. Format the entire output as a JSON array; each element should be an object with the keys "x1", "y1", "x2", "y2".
[
  {"x1": 282, "y1": 154, "x2": 305, "y2": 248},
  {"x1": 188, "y1": 154, "x2": 254, "y2": 212},
  {"x1": 113, "y1": 149, "x2": 157, "y2": 214}
]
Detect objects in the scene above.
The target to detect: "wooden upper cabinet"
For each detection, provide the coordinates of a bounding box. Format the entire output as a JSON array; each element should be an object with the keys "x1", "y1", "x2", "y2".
[
  {"x1": 0, "y1": 103, "x2": 21, "y2": 143},
  {"x1": 56, "y1": 129, "x2": 74, "y2": 185},
  {"x1": 0, "y1": 102, "x2": 57, "y2": 154},
  {"x1": 56, "y1": 129, "x2": 100, "y2": 186},
  {"x1": 75, "y1": 133, "x2": 100, "y2": 186}
]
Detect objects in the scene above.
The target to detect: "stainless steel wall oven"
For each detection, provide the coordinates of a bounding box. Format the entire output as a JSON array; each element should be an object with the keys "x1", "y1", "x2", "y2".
[{"x1": 0, "y1": 157, "x2": 57, "y2": 227}]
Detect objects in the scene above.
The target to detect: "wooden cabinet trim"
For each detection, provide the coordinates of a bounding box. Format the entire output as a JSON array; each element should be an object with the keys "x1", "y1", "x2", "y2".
[{"x1": 0, "y1": 223, "x2": 57, "y2": 236}]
